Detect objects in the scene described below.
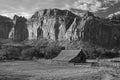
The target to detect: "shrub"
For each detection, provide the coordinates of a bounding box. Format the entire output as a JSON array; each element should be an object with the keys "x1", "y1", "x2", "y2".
[
  {"x1": 34, "y1": 39, "x2": 49, "y2": 49},
  {"x1": 0, "y1": 50, "x2": 7, "y2": 60},
  {"x1": 88, "y1": 50, "x2": 102, "y2": 59},
  {"x1": 5, "y1": 47, "x2": 21, "y2": 60},
  {"x1": 21, "y1": 47, "x2": 45, "y2": 59},
  {"x1": 21, "y1": 40, "x2": 64, "y2": 60},
  {"x1": 34, "y1": 48, "x2": 45, "y2": 58},
  {"x1": 43, "y1": 42, "x2": 64, "y2": 59},
  {"x1": 0, "y1": 47, "x2": 21, "y2": 60},
  {"x1": 85, "y1": 47, "x2": 105, "y2": 59},
  {"x1": 21, "y1": 48, "x2": 36, "y2": 60},
  {"x1": 101, "y1": 51, "x2": 119, "y2": 58}
]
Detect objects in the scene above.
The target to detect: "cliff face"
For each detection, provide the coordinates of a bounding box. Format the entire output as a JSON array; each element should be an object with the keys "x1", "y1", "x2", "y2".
[
  {"x1": 80, "y1": 12, "x2": 120, "y2": 48},
  {"x1": 27, "y1": 9, "x2": 120, "y2": 48},
  {"x1": 9, "y1": 15, "x2": 28, "y2": 42},
  {"x1": 27, "y1": 9, "x2": 80, "y2": 41},
  {"x1": 0, "y1": 16, "x2": 13, "y2": 39},
  {"x1": 0, "y1": 8, "x2": 120, "y2": 48},
  {"x1": 0, "y1": 8, "x2": 119, "y2": 48}
]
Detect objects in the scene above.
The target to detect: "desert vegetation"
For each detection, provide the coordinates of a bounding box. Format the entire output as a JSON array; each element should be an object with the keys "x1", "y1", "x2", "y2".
[
  {"x1": 59, "y1": 40, "x2": 120, "y2": 59},
  {"x1": 0, "y1": 39, "x2": 120, "y2": 61},
  {"x1": 0, "y1": 47, "x2": 21, "y2": 60},
  {"x1": 0, "y1": 39, "x2": 64, "y2": 60}
]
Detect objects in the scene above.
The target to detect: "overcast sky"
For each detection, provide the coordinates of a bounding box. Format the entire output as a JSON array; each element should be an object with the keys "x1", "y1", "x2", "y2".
[{"x1": 0, "y1": 0, "x2": 120, "y2": 18}]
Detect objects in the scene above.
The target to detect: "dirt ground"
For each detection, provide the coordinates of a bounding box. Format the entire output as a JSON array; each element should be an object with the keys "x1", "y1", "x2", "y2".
[{"x1": 0, "y1": 60, "x2": 119, "y2": 80}]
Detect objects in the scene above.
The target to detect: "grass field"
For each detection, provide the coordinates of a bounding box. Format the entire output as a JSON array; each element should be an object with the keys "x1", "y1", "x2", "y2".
[{"x1": 0, "y1": 60, "x2": 119, "y2": 80}]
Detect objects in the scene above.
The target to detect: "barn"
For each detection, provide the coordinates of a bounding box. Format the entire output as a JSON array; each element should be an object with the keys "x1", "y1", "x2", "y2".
[{"x1": 52, "y1": 50, "x2": 87, "y2": 63}]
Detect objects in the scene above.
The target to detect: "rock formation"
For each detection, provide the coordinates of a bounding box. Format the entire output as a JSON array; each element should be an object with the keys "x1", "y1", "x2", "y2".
[
  {"x1": 27, "y1": 9, "x2": 79, "y2": 40},
  {"x1": 0, "y1": 8, "x2": 119, "y2": 48},
  {"x1": 79, "y1": 11, "x2": 120, "y2": 48},
  {"x1": 106, "y1": 11, "x2": 120, "y2": 24},
  {"x1": 107, "y1": 11, "x2": 120, "y2": 20},
  {"x1": 0, "y1": 15, "x2": 13, "y2": 39},
  {"x1": 9, "y1": 15, "x2": 28, "y2": 42},
  {"x1": 27, "y1": 9, "x2": 120, "y2": 48}
]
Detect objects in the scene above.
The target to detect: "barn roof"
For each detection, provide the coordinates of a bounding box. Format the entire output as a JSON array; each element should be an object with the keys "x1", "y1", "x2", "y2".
[{"x1": 53, "y1": 50, "x2": 83, "y2": 62}]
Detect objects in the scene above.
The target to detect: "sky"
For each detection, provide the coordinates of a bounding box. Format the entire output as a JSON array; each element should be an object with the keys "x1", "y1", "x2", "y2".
[{"x1": 0, "y1": 0, "x2": 120, "y2": 18}]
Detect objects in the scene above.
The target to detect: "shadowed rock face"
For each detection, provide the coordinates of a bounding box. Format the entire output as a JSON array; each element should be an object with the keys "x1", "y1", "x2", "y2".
[
  {"x1": 0, "y1": 16, "x2": 13, "y2": 39},
  {"x1": 79, "y1": 11, "x2": 120, "y2": 48},
  {"x1": 9, "y1": 15, "x2": 28, "y2": 42}
]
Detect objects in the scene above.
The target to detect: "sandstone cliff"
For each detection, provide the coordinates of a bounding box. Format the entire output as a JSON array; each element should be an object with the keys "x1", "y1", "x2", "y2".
[
  {"x1": 0, "y1": 16, "x2": 13, "y2": 39},
  {"x1": 27, "y1": 9, "x2": 79, "y2": 41},
  {"x1": 27, "y1": 9, "x2": 120, "y2": 48},
  {"x1": 9, "y1": 15, "x2": 28, "y2": 42},
  {"x1": 79, "y1": 11, "x2": 120, "y2": 48}
]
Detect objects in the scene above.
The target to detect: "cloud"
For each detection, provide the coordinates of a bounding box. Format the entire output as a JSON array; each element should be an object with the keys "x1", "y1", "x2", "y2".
[
  {"x1": 0, "y1": 0, "x2": 73, "y2": 18},
  {"x1": 0, "y1": 0, "x2": 120, "y2": 18},
  {"x1": 71, "y1": 0, "x2": 120, "y2": 12},
  {"x1": 1, "y1": 12, "x2": 31, "y2": 19}
]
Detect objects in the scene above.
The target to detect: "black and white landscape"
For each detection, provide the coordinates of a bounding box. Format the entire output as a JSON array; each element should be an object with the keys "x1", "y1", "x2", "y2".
[{"x1": 0, "y1": 0, "x2": 120, "y2": 80}]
